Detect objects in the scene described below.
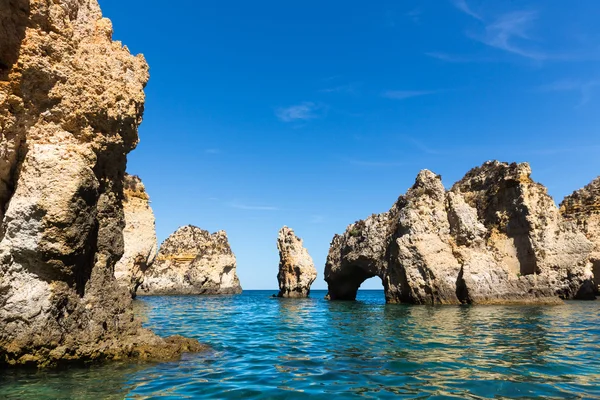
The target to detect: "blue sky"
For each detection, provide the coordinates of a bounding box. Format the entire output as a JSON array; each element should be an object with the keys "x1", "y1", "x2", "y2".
[{"x1": 99, "y1": 0, "x2": 600, "y2": 290}]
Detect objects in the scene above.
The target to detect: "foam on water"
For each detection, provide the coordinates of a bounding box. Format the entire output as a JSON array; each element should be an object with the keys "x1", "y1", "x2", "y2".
[{"x1": 2, "y1": 290, "x2": 600, "y2": 399}]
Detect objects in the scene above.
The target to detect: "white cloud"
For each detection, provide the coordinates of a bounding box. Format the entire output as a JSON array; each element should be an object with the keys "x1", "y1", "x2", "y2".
[
  {"x1": 319, "y1": 83, "x2": 360, "y2": 95},
  {"x1": 275, "y1": 102, "x2": 325, "y2": 122},
  {"x1": 382, "y1": 90, "x2": 437, "y2": 100},
  {"x1": 538, "y1": 79, "x2": 600, "y2": 106},
  {"x1": 310, "y1": 215, "x2": 325, "y2": 224},
  {"x1": 479, "y1": 11, "x2": 545, "y2": 60},
  {"x1": 452, "y1": 0, "x2": 482, "y2": 21},
  {"x1": 228, "y1": 201, "x2": 279, "y2": 211},
  {"x1": 345, "y1": 158, "x2": 404, "y2": 167},
  {"x1": 205, "y1": 148, "x2": 221, "y2": 154}
]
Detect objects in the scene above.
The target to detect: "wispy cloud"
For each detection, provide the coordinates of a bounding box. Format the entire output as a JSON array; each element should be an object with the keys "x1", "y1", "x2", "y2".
[
  {"x1": 309, "y1": 215, "x2": 325, "y2": 224},
  {"x1": 451, "y1": 1, "x2": 546, "y2": 60},
  {"x1": 479, "y1": 11, "x2": 545, "y2": 60},
  {"x1": 382, "y1": 90, "x2": 438, "y2": 100},
  {"x1": 228, "y1": 201, "x2": 279, "y2": 211},
  {"x1": 319, "y1": 83, "x2": 360, "y2": 95},
  {"x1": 425, "y1": 52, "x2": 497, "y2": 63},
  {"x1": 538, "y1": 79, "x2": 600, "y2": 106},
  {"x1": 205, "y1": 148, "x2": 221, "y2": 154},
  {"x1": 405, "y1": 9, "x2": 422, "y2": 24},
  {"x1": 452, "y1": 0, "x2": 482, "y2": 21},
  {"x1": 344, "y1": 157, "x2": 404, "y2": 167},
  {"x1": 401, "y1": 136, "x2": 444, "y2": 155},
  {"x1": 275, "y1": 102, "x2": 325, "y2": 122}
]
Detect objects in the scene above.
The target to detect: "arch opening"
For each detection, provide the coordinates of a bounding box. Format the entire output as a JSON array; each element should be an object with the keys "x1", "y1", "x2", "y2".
[{"x1": 326, "y1": 265, "x2": 384, "y2": 301}]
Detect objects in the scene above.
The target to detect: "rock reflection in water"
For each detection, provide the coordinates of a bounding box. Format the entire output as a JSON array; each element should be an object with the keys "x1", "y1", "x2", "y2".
[{"x1": 2, "y1": 291, "x2": 600, "y2": 399}]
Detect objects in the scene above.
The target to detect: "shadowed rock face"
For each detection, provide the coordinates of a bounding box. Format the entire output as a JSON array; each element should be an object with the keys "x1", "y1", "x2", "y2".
[
  {"x1": 561, "y1": 177, "x2": 600, "y2": 294},
  {"x1": 277, "y1": 226, "x2": 317, "y2": 298},
  {"x1": 325, "y1": 161, "x2": 595, "y2": 304},
  {"x1": 115, "y1": 174, "x2": 158, "y2": 298},
  {"x1": 141, "y1": 226, "x2": 242, "y2": 295},
  {"x1": 0, "y1": 0, "x2": 202, "y2": 367}
]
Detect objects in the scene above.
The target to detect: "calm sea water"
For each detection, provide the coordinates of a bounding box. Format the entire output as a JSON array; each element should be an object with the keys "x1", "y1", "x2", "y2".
[{"x1": 2, "y1": 290, "x2": 600, "y2": 399}]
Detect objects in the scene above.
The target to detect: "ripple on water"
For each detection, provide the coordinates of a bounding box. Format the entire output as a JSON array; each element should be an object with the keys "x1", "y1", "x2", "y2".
[{"x1": 1, "y1": 290, "x2": 600, "y2": 399}]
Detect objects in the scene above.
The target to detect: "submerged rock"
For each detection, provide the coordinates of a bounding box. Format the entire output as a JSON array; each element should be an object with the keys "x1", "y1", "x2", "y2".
[
  {"x1": 141, "y1": 226, "x2": 242, "y2": 295},
  {"x1": 0, "y1": 0, "x2": 202, "y2": 367},
  {"x1": 325, "y1": 161, "x2": 594, "y2": 304},
  {"x1": 561, "y1": 177, "x2": 600, "y2": 294},
  {"x1": 277, "y1": 226, "x2": 317, "y2": 298},
  {"x1": 115, "y1": 174, "x2": 158, "y2": 298}
]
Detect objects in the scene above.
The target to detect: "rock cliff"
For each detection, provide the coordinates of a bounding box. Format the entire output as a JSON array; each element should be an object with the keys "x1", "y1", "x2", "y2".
[
  {"x1": 277, "y1": 226, "x2": 317, "y2": 298},
  {"x1": 141, "y1": 225, "x2": 242, "y2": 295},
  {"x1": 325, "y1": 161, "x2": 595, "y2": 304},
  {"x1": 115, "y1": 174, "x2": 158, "y2": 298},
  {"x1": 0, "y1": 0, "x2": 202, "y2": 367},
  {"x1": 561, "y1": 177, "x2": 600, "y2": 294}
]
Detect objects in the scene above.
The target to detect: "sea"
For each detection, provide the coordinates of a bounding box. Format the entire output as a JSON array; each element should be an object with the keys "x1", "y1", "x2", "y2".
[{"x1": 2, "y1": 290, "x2": 600, "y2": 399}]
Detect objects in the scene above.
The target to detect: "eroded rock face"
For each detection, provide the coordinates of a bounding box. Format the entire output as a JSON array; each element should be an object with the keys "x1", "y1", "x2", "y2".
[
  {"x1": 325, "y1": 161, "x2": 594, "y2": 304},
  {"x1": 277, "y1": 226, "x2": 317, "y2": 298},
  {"x1": 115, "y1": 174, "x2": 158, "y2": 298},
  {"x1": 141, "y1": 226, "x2": 242, "y2": 295},
  {"x1": 0, "y1": 0, "x2": 202, "y2": 367},
  {"x1": 561, "y1": 177, "x2": 600, "y2": 294}
]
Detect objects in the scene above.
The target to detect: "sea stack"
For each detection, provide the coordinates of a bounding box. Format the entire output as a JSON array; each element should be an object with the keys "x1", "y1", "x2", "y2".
[
  {"x1": 277, "y1": 226, "x2": 317, "y2": 298},
  {"x1": 115, "y1": 174, "x2": 158, "y2": 298},
  {"x1": 141, "y1": 226, "x2": 242, "y2": 295},
  {"x1": 561, "y1": 177, "x2": 600, "y2": 294},
  {"x1": 0, "y1": 0, "x2": 201, "y2": 367},
  {"x1": 325, "y1": 161, "x2": 595, "y2": 304}
]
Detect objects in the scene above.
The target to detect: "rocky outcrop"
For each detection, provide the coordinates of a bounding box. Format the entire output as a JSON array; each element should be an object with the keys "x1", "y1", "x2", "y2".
[
  {"x1": 115, "y1": 174, "x2": 158, "y2": 298},
  {"x1": 277, "y1": 226, "x2": 317, "y2": 298},
  {"x1": 561, "y1": 177, "x2": 600, "y2": 294},
  {"x1": 325, "y1": 161, "x2": 595, "y2": 304},
  {"x1": 0, "y1": 0, "x2": 202, "y2": 367},
  {"x1": 141, "y1": 226, "x2": 242, "y2": 295}
]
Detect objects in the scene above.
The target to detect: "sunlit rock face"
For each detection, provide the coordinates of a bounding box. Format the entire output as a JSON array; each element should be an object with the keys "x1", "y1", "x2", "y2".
[
  {"x1": 325, "y1": 161, "x2": 594, "y2": 304},
  {"x1": 277, "y1": 226, "x2": 317, "y2": 298},
  {"x1": 0, "y1": 0, "x2": 201, "y2": 367},
  {"x1": 561, "y1": 177, "x2": 600, "y2": 294},
  {"x1": 115, "y1": 174, "x2": 158, "y2": 298},
  {"x1": 141, "y1": 225, "x2": 242, "y2": 295}
]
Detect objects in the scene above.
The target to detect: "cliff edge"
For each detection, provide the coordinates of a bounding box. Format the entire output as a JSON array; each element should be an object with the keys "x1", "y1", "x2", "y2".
[{"x1": 0, "y1": 0, "x2": 202, "y2": 367}]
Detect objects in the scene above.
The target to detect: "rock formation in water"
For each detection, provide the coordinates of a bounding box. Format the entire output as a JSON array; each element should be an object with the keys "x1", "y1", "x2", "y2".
[
  {"x1": 325, "y1": 161, "x2": 595, "y2": 304},
  {"x1": 115, "y1": 174, "x2": 158, "y2": 298},
  {"x1": 277, "y1": 226, "x2": 317, "y2": 298},
  {"x1": 561, "y1": 177, "x2": 600, "y2": 294},
  {"x1": 0, "y1": 0, "x2": 202, "y2": 367},
  {"x1": 141, "y1": 225, "x2": 242, "y2": 295}
]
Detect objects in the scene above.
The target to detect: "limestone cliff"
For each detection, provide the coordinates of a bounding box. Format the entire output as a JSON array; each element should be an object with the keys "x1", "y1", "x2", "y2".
[
  {"x1": 277, "y1": 226, "x2": 317, "y2": 298},
  {"x1": 115, "y1": 174, "x2": 158, "y2": 298},
  {"x1": 0, "y1": 0, "x2": 201, "y2": 367},
  {"x1": 325, "y1": 161, "x2": 595, "y2": 304},
  {"x1": 561, "y1": 177, "x2": 600, "y2": 294},
  {"x1": 141, "y1": 226, "x2": 242, "y2": 295}
]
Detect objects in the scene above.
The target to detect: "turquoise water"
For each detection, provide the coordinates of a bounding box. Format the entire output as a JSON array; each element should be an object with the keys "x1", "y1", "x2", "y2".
[{"x1": 2, "y1": 290, "x2": 600, "y2": 399}]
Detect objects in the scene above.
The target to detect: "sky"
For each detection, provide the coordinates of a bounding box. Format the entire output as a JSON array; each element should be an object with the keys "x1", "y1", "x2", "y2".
[{"x1": 98, "y1": 0, "x2": 600, "y2": 290}]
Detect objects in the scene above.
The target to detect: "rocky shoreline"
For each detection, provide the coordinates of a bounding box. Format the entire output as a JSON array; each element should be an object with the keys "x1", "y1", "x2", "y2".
[{"x1": 1, "y1": 0, "x2": 599, "y2": 371}]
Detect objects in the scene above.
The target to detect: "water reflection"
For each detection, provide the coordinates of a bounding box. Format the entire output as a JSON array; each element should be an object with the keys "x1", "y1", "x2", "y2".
[{"x1": 1, "y1": 291, "x2": 600, "y2": 399}]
